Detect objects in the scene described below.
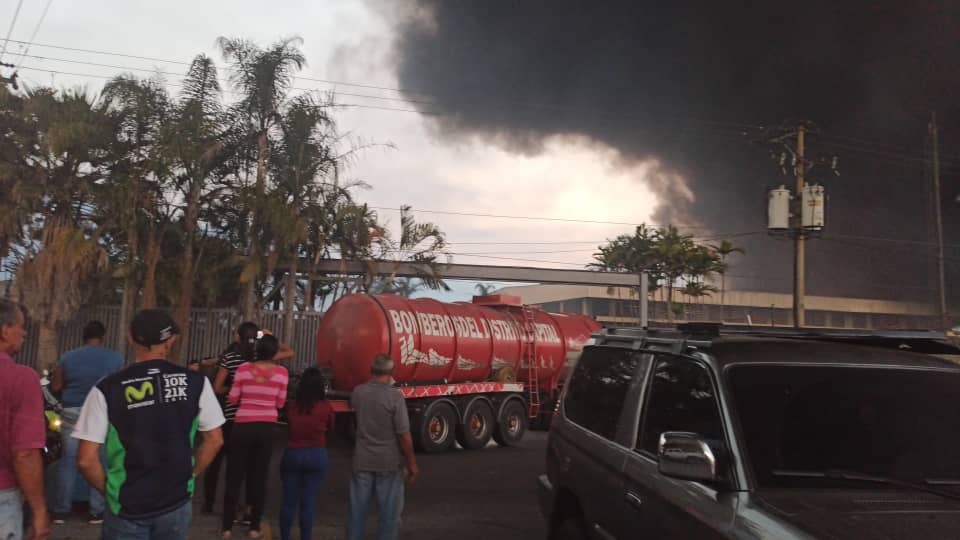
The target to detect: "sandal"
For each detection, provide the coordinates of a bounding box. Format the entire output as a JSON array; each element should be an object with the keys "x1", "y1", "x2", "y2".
[
  {"x1": 247, "y1": 531, "x2": 263, "y2": 539},
  {"x1": 220, "y1": 530, "x2": 232, "y2": 539}
]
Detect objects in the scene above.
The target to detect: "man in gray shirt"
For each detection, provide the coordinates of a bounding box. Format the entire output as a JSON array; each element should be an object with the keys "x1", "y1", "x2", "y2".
[{"x1": 346, "y1": 354, "x2": 419, "y2": 540}]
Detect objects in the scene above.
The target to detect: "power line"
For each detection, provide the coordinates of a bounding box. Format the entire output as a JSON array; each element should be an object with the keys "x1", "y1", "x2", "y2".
[
  {"x1": 10, "y1": 66, "x2": 437, "y2": 115},
  {"x1": 0, "y1": 37, "x2": 429, "y2": 96},
  {"x1": 11, "y1": 0, "x2": 55, "y2": 70},
  {"x1": 448, "y1": 252, "x2": 586, "y2": 267},
  {"x1": 0, "y1": 38, "x2": 766, "y2": 135},
  {"x1": 11, "y1": 52, "x2": 446, "y2": 108},
  {"x1": 0, "y1": 0, "x2": 25, "y2": 63},
  {"x1": 371, "y1": 205, "x2": 709, "y2": 229},
  {"x1": 22, "y1": 47, "x2": 959, "y2": 168},
  {"x1": 817, "y1": 138, "x2": 960, "y2": 171}
]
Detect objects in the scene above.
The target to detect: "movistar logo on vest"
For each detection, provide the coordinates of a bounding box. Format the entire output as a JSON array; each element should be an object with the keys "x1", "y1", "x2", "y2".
[{"x1": 123, "y1": 378, "x2": 157, "y2": 409}]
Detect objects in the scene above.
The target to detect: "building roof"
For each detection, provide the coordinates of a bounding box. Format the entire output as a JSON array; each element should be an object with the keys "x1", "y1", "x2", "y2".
[{"x1": 498, "y1": 284, "x2": 937, "y2": 316}]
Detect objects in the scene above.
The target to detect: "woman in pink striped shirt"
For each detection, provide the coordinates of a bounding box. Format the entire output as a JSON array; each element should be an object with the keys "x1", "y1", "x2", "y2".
[{"x1": 221, "y1": 334, "x2": 289, "y2": 538}]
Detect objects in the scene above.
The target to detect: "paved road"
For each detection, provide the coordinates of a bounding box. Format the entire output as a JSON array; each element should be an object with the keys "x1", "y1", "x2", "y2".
[{"x1": 50, "y1": 430, "x2": 549, "y2": 540}]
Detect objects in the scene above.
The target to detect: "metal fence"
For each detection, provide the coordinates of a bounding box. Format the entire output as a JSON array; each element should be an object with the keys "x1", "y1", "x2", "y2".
[{"x1": 16, "y1": 306, "x2": 323, "y2": 373}]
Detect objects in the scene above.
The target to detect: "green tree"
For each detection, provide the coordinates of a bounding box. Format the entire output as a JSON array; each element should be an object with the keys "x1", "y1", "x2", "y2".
[
  {"x1": 100, "y1": 74, "x2": 174, "y2": 348},
  {"x1": 217, "y1": 36, "x2": 307, "y2": 319},
  {"x1": 13, "y1": 88, "x2": 112, "y2": 367},
  {"x1": 474, "y1": 283, "x2": 497, "y2": 296},
  {"x1": 709, "y1": 239, "x2": 745, "y2": 310},
  {"x1": 166, "y1": 55, "x2": 226, "y2": 358},
  {"x1": 368, "y1": 205, "x2": 450, "y2": 294}
]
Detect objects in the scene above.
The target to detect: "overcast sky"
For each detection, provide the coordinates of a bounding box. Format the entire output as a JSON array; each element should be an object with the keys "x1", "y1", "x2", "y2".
[{"x1": 1, "y1": 0, "x2": 661, "y2": 299}]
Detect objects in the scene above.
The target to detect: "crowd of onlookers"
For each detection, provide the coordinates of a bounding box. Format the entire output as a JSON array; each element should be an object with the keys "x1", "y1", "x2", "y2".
[{"x1": 0, "y1": 298, "x2": 418, "y2": 540}]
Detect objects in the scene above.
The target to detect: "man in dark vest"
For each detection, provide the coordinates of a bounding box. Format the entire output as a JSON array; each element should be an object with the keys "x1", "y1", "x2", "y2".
[{"x1": 73, "y1": 309, "x2": 224, "y2": 540}]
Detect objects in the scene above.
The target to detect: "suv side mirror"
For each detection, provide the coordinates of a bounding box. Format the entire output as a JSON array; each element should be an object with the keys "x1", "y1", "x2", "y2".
[{"x1": 658, "y1": 431, "x2": 719, "y2": 482}]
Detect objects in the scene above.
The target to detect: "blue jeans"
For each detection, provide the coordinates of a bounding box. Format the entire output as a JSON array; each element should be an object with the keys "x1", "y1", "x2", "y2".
[
  {"x1": 0, "y1": 488, "x2": 23, "y2": 540},
  {"x1": 101, "y1": 501, "x2": 192, "y2": 540},
  {"x1": 55, "y1": 407, "x2": 106, "y2": 515},
  {"x1": 279, "y1": 447, "x2": 329, "y2": 540},
  {"x1": 346, "y1": 471, "x2": 404, "y2": 540}
]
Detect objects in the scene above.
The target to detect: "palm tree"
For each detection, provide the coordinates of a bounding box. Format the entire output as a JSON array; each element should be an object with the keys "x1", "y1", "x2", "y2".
[
  {"x1": 709, "y1": 239, "x2": 745, "y2": 311},
  {"x1": 682, "y1": 281, "x2": 719, "y2": 320},
  {"x1": 474, "y1": 283, "x2": 497, "y2": 296},
  {"x1": 100, "y1": 74, "x2": 173, "y2": 347},
  {"x1": 217, "y1": 36, "x2": 307, "y2": 319},
  {"x1": 591, "y1": 224, "x2": 662, "y2": 309},
  {"x1": 654, "y1": 226, "x2": 697, "y2": 321},
  {"x1": 14, "y1": 87, "x2": 112, "y2": 367},
  {"x1": 166, "y1": 55, "x2": 225, "y2": 359},
  {"x1": 0, "y1": 85, "x2": 34, "y2": 264},
  {"x1": 267, "y1": 93, "x2": 339, "y2": 342},
  {"x1": 371, "y1": 205, "x2": 450, "y2": 294}
]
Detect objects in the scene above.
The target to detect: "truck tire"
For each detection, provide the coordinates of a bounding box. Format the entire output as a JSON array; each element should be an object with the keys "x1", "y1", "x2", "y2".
[
  {"x1": 414, "y1": 402, "x2": 457, "y2": 453},
  {"x1": 493, "y1": 400, "x2": 527, "y2": 447},
  {"x1": 455, "y1": 400, "x2": 495, "y2": 450}
]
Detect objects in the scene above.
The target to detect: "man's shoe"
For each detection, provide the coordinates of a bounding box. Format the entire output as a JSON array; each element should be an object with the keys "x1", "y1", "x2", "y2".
[
  {"x1": 51, "y1": 513, "x2": 68, "y2": 525},
  {"x1": 88, "y1": 513, "x2": 104, "y2": 525}
]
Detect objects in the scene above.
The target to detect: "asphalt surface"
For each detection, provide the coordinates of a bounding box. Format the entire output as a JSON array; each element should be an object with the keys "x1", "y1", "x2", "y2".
[{"x1": 48, "y1": 429, "x2": 549, "y2": 540}]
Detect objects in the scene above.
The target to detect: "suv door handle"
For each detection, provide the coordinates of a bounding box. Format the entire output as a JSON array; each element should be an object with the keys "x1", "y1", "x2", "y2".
[{"x1": 625, "y1": 491, "x2": 643, "y2": 510}]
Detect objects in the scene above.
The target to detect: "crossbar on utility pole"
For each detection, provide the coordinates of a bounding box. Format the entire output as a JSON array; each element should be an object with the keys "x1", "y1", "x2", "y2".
[
  {"x1": 930, "y1": 112, "x2": 948, "y2": 330},
  {"x1": 794, "y1": 126, "x2": 806, "y2": 328}
]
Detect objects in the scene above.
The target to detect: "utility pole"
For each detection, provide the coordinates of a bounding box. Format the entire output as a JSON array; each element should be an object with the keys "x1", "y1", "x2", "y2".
[
  {"x1": 930, "y1": 112, "x2": 947, "y2": 330},
  {"x1": 765, "y1": 121, "x2": 835, "y2": 329},
  {"x1": 794, "y1": 126, "x2": 806, "y2": 328}
]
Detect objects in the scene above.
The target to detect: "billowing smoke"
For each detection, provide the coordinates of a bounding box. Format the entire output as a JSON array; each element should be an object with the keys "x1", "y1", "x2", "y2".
[{"x1": 380, "y1": 1, "x2": 960, "y2": 303}]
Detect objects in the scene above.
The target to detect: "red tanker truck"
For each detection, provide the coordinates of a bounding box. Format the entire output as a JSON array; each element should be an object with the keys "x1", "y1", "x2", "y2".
[{"x1": 316, "y1": 293, "x2": 601, "y2": 452}]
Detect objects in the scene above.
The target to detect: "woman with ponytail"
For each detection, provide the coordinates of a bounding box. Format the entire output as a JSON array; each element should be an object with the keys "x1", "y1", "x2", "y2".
[{"x1": 221, "y1": 334, "x2": 289, "y2": 539}]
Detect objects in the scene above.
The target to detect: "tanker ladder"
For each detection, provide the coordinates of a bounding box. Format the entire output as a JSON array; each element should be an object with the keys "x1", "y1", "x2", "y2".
[{"x1": 521, "y1": 305, "x2": 541, "y2": 419}]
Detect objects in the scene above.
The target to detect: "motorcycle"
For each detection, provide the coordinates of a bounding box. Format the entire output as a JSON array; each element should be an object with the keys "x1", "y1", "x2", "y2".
[{"x1": 39, "y1": 370, "x2": 63, "y2": 467}]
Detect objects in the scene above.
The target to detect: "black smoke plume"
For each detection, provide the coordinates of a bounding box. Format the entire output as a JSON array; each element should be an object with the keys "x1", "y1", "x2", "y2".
[{"x1": 382, "y1": 1, "x2": 960, "y2": 305}]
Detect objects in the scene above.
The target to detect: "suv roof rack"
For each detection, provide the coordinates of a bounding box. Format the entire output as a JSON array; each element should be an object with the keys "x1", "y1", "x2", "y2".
[
  {"x1": 593, "y1": 326, "x2": 714, "y2": 354},
  {"x1": 592, "y1": 324, "x2": 959, "y2": 355}
]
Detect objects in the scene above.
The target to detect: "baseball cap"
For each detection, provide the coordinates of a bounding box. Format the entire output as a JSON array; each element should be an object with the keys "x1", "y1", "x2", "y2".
[{"x1": 130, "y1": 309, "x2": 180, "y2": 347}]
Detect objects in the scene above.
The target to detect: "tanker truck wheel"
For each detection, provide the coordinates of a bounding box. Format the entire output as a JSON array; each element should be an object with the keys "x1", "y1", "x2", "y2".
[
  {"x1": 414, "y1": 402, "x2": 457, "y2": 453},
  {"x1": 493, "y1": 400, "x2": 528, "y2": 447},
  {"x1": 455, "y1": 400, "x2": 495, "y2": 450}
]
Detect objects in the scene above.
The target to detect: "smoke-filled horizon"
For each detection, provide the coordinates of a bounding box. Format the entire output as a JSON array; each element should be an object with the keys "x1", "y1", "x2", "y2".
[{"x1": 379, "y1": 0, "x2": 960, "y2": 305}]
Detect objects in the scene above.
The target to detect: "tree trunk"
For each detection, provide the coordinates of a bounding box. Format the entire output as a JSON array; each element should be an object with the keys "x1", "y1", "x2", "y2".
[
  {"x1": 37, "y1": 322, "x2": 59, "y2": 372},
  {"x1": 720, "y1": 272, "x2": 726, "y2": 321},
  {"x1": 117, "y1": 277, "x2": 137, "y2": 354},
  {"x1": 116, "y1": 224, "x2": 140, "y2": 352},
  {"x1": 142, "y1": 231, "x2": 161, "y2": 309},
  {"x1": 241, "y1": 132, "x2": 270, "y2": 320},
  {"x1": 666, "y1": 281, "x2": 675, "y2": 322},
  {"x1": 173, "y1": 182, "x2": 202, "y2": 363},
  {"x1": 282, "y1": 257, "x2": 298, "y2": 344}
]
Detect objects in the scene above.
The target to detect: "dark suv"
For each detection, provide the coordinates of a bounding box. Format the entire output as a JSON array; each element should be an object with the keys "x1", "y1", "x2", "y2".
[{"x1": 539, "y1": 325, "x2": 960, "y2": 539}]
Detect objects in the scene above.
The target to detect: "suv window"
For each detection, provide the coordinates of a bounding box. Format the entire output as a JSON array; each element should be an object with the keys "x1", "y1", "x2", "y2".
[
  {"x1": 563, "y1": 346, "x2": 642, "y2": 440},
  {"x1": 638, "y1": 355, "x2": 724, "y2": 455}
]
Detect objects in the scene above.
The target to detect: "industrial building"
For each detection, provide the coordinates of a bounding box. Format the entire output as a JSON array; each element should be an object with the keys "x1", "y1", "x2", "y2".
[{"x1": 496, "y1": 284, "x2": 939, "y2": 330}]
